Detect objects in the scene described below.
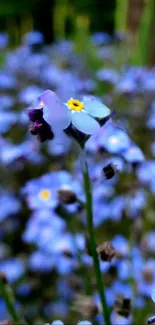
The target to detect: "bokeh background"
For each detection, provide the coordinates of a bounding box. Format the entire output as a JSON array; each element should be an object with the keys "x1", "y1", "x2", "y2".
[{"x1": 0, "y1": 0, "x2": 155, "y2": 324}]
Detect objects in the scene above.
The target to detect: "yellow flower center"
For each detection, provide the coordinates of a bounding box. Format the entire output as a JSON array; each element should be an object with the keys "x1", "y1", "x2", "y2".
[
  {"x1": 39, "y1": 189, "x2": 51, "y2": 200},
  {"x1": 67, "y1": 98, "x2": 84, "y2": 112}
]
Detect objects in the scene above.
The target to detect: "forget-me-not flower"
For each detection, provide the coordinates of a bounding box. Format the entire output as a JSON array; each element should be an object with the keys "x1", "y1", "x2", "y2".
[{"x1": 33, "y1": 90, "x2": 111, "y2": 135}]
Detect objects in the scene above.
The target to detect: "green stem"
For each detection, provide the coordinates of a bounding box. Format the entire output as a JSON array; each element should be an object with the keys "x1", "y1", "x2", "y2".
[
  {"x1": 82, "y1": 158, "x2": 111, "y2": 325},
  {"x1": 0, "y1": 277, "x2": 21, "y2": 324},
  {"x1": 56, "y1": 204, "x2": 92, "y2": 295}
]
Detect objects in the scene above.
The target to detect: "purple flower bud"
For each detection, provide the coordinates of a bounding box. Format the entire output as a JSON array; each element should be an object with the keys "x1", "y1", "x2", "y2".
[
  {"x1": 37, "y1": 122, "x2": 54, "y2": 142},
  {"x1": 33, "y1": 121, "x2": 44, "y2": 132},
  {"x1": 28, "y1": 109, "x2": 43, "y2": 122},
  {"x1": 29, "y1": 124, "x2": 38, "y2": 135}
]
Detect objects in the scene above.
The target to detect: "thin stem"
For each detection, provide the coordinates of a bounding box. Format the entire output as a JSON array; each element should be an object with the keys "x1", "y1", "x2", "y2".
[
  {"x1": 82, "y1": 158, "x2": 111, "y2": 325},
  {"x1": 0, "y1": 276, "x2": 21, "y2": 324},
  {"x1": 56, "y1": 203, "x2": 92, "y2": 295}
]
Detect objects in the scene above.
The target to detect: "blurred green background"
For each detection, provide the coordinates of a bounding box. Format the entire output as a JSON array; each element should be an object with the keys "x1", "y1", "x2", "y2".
[{"x1": 0, "y1": 0, "x2": 155, "y2": 66}]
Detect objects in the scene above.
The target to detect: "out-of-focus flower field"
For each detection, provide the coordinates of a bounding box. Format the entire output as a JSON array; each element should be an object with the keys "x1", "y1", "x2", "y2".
[{"x1": 0, "y1": 28, "x2": 155, "y2": 325}]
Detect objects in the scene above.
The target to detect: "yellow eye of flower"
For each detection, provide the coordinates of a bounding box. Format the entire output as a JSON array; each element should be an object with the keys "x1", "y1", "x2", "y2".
[
  {"x1": 67, "y1": 98, "x2": 84, "y2": 112},
  {"x1": 39, "y1": 189, "x2": 51, "y2": 200}
]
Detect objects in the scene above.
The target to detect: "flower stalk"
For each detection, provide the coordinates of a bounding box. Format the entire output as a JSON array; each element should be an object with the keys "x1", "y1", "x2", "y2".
[
  {"x1": 0, "y1": 274, "x2": 21, "y2": 324},
  {"x1": 82, "y1": 157, "x2": 111, "y2": 325}
]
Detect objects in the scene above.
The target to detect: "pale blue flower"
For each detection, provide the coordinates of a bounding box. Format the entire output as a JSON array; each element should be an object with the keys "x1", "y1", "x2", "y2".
[{"x1": 37, "y1": 90, "x2": 110, "y2": 135}]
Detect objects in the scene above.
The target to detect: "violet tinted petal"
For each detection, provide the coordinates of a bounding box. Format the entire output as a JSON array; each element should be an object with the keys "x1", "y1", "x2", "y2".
[
  {"x1": 71, "y1": 111, "x2": 100, "y2": 135},
  {"x1": 38, "y1": 90, "x2": 71, "y2": 131}
]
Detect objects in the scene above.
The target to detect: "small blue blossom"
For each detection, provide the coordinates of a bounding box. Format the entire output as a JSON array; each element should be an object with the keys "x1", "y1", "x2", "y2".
[
  {"x1": 51, "y1": 321, "x2": 64, "y2": 325},
  {"x1": 16, "y1": 283, "x2": 32, "y2": 297},
  {"x1": 122, "y1": 144, "x2": 144, "y2": 163},
  {"x1": 29, "y1": 251, "x2": 55, "y2": 272},
  {"x1": 47, "y1": 131, "x2": 71, "y2": 156},
  {"x1": 19, "y1": 85, "x2": 44, "y2": 105},
  {"x1": 86, "y1": 122, "x2": 131, "y2": 154},
  {"x1": 22, "y1": 170, "x2": 83, "y2": 210},
  {"x1": 0, "y1": 111, "x2": 18, "y2": 134},
  {"x1": 0, "y1": 258, "x2": 25, "y2": 282},
  {"x1": 0, "y1": 190, "x2": 21, "y2": 222},
  {"x1": 32, "y1": 90, "x2": 110, "y2": 135},
  {"x1": 111, "y1": 311, "x2": 132, "y2": 325},
  {"x1": 91, "y1": 32, "x2": 111, "y2": 45},
  {"x1": 0, "y1": 72, "x2": 17, "y2": 90},
  {"x1": 0, "y1": 298, "x2": 10, "y2": 321},
  {"x1": 1, "y1": 140, "x2": 43, "y2": 166},
  {"x1": 44, "y1": 300, "x2": 68, "y2": 318},
  {"x1": 0, "y1": 32, "x2": 9, "y2": 49},
  {"x1": 0, "y1": 94, "x2": 14, "y2": 110},
  {"x1": 23, "y1": 209, "x2": 66, "y2": 245},
  {"x1": 96, "y1": 68, "x2": 119, "y2": 85},
  {"x1": 112, "y1": 235, "x2": 129, "y2": 257},
  {"x1": 23, "y1": 30, "x2": 44, "y2": 47}
]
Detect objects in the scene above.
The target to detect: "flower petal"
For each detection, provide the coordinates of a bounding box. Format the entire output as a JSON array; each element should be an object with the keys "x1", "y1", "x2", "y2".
[
  {"x1": 83, "y1": 97, "x2": 110, "y2": 118},
  {"x1": 38, "y1": 90, "x2": 71, "y2": 131},
  {"x1": 71, "y1": 112, "x2": 100, "y2": 135},
  {"x1": 151, "y1": 286, "x2": 155, "y2": 302}
]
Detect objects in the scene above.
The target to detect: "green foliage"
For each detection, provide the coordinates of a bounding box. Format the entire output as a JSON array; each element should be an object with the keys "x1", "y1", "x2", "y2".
[
  {"x1": 131, "y1": 0, "x2": 154, "y2": 66},
  {"x1": 0, "y1": 0, "x2": 39, "y2": 16},
  {"x1": 115, "y1": 0, "x2": 128, "y2": 32}
]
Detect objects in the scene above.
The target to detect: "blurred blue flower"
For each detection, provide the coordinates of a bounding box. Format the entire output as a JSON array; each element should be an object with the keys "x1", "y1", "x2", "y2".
[
  {"x1": 112, "y1": 280, "x2": 133, "y2": 298},
  {"x1": 0, "y1": 94, "x2": 14, "y2": 110},
  {"x1": 122, "y1": 144, "x2": 144, "y2": 164},
  {"x1": 0, "y1": 258, "x2": 25, "y2": 282},
  {"x1": 138, "y1": 259, "x2": 155, "y2": 297},
  {"x1": 137, "y1": 161, "x2": 155, "y2": 192},
  {"x1": 1, "y1": 140, "x2": 43, "y2": 166},
  {"x1": 91, "y1": 32, "x2": 111, "y2": 46},
  {"x1": 23, "y1": 209, "x2": 66, "y2": 245},
  {"x1": 0, "y1": 111, "x2": 17, "y2": 133},
  {"x1": 125, "y1": 189, "x2": 147, "y2": 217},
  {"x1": 51, "y1": 321, "x2": 64, "y2": 325},
  {"x1": 44, "y1": 300, "x2": 68, "y2": 318},
  {"x1": 0, "y1": 33, "x2": 9, "y2": 49},
  {"x1": 111, "y1": 311, "x2": 132, "y2": 325},
  {"x1": 96, "y1": 68, "x2": 119, "y2": 85},
  {"x1": 0, "y1": 190, "x2": 21, "y2": 222},
  {"x1": 16, "y1": 283, "x2": 32, "y2": 297},
  {"x1": 19, "y1": 85, "x2": 44, "y2": 105},
  {"x1": 47, "y1": 131, "x2": 71, "y2": 156},
  {"x1": 0, "y1": 298, "x2": 10, "y2": 321},
  {"x1": 23, "y1": 30, "x2": 44, "y2": 47},
  {"x1": 143, "y1": 231, "x2": 155, "y2": 253},
  {"x1": 0, "y1": 72, "x2": 17, "y2": 90},
  {"x1": 112, "y1": 235, "x2": 129, "y2": 257},
  {"x1": 29, "y1": 250, "x2": 78, "y2": 274},
  {"x1": 29, "y1": 250, "x2": 55, "y2": 272},
  {"x1": 22, "y1": 170, "x2": 83, "y2": 210},
  {"x1": 86, "y1": 122, "x2": 131, "y2": 154}
]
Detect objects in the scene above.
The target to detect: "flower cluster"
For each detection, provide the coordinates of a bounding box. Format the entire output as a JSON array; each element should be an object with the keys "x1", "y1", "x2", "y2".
[{"x1": 0, "y1": 29, "x2": 155, "y2": 325}]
